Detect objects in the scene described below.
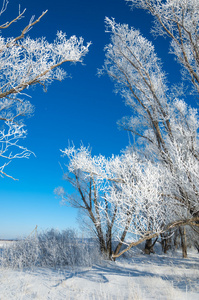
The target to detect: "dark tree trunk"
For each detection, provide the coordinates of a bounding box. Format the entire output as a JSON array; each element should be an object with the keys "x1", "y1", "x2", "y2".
[
  {"x1": 179, "y1": 226, "x2": 187, "y2": 258},
  {"x1": 144, "y1": 238, "x2": 156, "y2": 254},
  {"x1": 174, "y1": 229, "x2": 179, "y2": 250},
  {"x1": 194, "y1": 241, "x2": 199, "y2": 253},
  {"x1": 97, "y1": 228, "x2": 113, "y2": 259},
  {"x1": 161, "y1": 231, "x2": 172, "y2": 254},
  {"x1": 98, "y1": 232, "x2": 107, "y2": 255},
  {"x1": 144, "y1": 239, "x2": 153, "y2": 254},
  {"x1": 106, "y1": 226, "x2": 112, "y2": 259}
]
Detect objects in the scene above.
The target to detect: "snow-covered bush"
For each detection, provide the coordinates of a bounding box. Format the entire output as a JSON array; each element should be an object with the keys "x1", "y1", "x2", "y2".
[{"x1": 0, "y1": 229, "x2": 101, "y2": 269}]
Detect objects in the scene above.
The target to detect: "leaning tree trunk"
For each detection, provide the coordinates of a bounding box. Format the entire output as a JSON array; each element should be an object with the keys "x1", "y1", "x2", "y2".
[
  {"x1": 113, "y1": 229, "x2": 128, "y2": 258},
  {"x1": 113, "y1": 215, "x2": 132, "y2": 258},
  {"x1": 179, "y1": 226, "x2": 187, "y2": 258}
]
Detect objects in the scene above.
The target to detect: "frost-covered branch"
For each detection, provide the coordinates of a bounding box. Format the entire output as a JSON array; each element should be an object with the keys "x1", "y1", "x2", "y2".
[
  {"x1": 57, "y1": 145, "x2": 188, "y2": 256},
  {"x1": 58, "y1": 137, "x2": 199, "y2": 258},
  {"x1": 0, "y1": 4, "x2": 90, "y2": 179},
  {"x1": 101, "y1": 16, "x2": 199, "y2": 221},
  {"x1": 126, "y1": 0, "x2": 199, "y2": 93},
  {"x1": 0, "y1": 122, "x2": 33, "y2": 180},
  {"x1": 112, "y1": 216, "x2": 199, "y2": 259},
  {"x1": 0, "y1": 7, "x2": 26, "y2": 29},
  {"x1": 56, "y1": 1, "x2": 199, "y2": 259}
]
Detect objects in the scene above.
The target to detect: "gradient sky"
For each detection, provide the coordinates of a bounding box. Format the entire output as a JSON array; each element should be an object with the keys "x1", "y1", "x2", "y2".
[{"x1": 0, "y1": 0, "x2": 182, "y2": 239}]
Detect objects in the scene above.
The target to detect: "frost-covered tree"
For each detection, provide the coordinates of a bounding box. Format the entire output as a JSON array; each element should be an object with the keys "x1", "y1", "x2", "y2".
[
  {"x1": 55, "y1": 145, "x2": 127, "y2": 258},
  {"x1": 57, "y1": 145, "x2": 199, "y2": 259},
  {"x1": 57, "y1": 0, "x2": 199, "y2": 259},
  {"x1": 98, "y1": 2, "x2": 199, "y2": 257},
  {"x1": 99, "y1": 16, "x2": 199, "y2": 253},
  {"x1": 126, "y1": 0, "x2": 199, "y2": 93},
  {"x1": 96, "y1": 0, "x2": 199, "y2": 257},
  {"x1": 0, "y1": 0, "x2": 90, "y2": 179}
]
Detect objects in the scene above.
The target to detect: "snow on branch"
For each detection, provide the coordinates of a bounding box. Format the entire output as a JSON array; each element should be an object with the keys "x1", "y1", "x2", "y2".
[
  {"x1": 0, "y1": 4, "x2": 90, "y2": 179},
  {"x1": 59, "y1": 143, "x2": 199, "y2": 258},
  {"x1": 0, "y1": 121, "x2": 34, "y2": 180},
  {"x1": 126, "y1": 0, "x2": 199, "y2": 93}
]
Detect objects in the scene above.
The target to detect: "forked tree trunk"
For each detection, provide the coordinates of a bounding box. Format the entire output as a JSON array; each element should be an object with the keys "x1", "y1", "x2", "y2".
[
  {"x1": 113, "y1": 232, "x2": 128, "y2": 258},
  {"x1": 144, "y1": 239, "x2": 154, "y2": 254},
  {"x1": 97, "y1": 228, "x2": 113, "y2": 259},
  {"x1": 161, "y1": 231, "x2": 172, "y2": 254},
  {"x1": 179, "y1": 226, "x2": 187, "y2": 258},
  {"x1": 113, "y1": 215, "x2": 132, "y2": 259},
  {"x1": 144, "y1": 238, "x2": 158, "y2": 254}
]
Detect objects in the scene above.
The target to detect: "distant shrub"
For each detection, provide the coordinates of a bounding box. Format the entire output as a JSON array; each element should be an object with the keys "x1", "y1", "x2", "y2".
[{"x1": 0, "y1": 229, "x2": 101, "y2": 269}]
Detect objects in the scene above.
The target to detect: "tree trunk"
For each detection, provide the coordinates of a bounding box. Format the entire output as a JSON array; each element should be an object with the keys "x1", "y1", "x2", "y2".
[
  {"x1": 113, "y1": 234, "x2": 127, "y2": 258},
  {"x1": 179, "y1": 226, "x2": 187, "y2": 258},
  {"x1": 144, "y1": 238, "x2": 155, "y2": 254},
  {"x1": 173, "y1": 229, "x2": 179, "y2": 250},
  {"x1": 113, "y1": 215, "x2": 132, "y2": 258},
  {"x1": 98, "y1": 233, "x2": 107, "y2": 256},
  {"x1": 106, "y1": 226, "x2": 112, "y2": 259},
  {"x1": 194, "y1": 241, "x2": 199, "y2": 253},
  {"x1": 160, "y1": 234, "x2": 166, "y2": 253},
  {"x1": 144, "y1": 237, "x2": 159, "y2": 254},
  {"x1": 161, "y1": 231, "x2": 172, "y2": 254}
]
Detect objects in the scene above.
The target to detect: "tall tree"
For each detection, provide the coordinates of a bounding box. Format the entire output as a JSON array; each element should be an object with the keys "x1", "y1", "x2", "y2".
[
  {"x1": 57, "y1": 0, "x2": 199, "y2": 259},
  {"x1": 97, "y1": 0, "x2": 199, "y2": 257},
  {"x1": 100, "y1": 15, "x2": 199, "y2": 228}
]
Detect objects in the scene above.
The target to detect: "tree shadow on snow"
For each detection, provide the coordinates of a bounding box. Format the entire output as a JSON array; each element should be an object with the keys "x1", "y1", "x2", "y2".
[{"x1": 61, "y1": 253, "x2": 199, "y2": 293}]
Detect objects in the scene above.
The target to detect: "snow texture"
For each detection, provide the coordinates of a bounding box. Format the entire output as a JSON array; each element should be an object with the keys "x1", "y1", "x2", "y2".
[{"x1": 0, "y1": 241, "x2": 199, "y2": 299}]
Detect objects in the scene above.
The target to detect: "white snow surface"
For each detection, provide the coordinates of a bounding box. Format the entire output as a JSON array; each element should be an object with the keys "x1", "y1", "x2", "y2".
[{"x1": 0, "y1": 242, "x2": 199, "y2": 300}]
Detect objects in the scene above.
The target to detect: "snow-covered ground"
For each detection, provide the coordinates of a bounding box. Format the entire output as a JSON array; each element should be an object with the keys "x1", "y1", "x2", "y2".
[{"x1": 0, "y1": 241, "x2": 199, "y2": 300}]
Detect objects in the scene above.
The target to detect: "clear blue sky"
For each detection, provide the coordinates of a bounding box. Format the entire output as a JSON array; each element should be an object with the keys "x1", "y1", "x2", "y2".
[{"x1": 0, "y1": 0, "x2": 180, "y2": 239}]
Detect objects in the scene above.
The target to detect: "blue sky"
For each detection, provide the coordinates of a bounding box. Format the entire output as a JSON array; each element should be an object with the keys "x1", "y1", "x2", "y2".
[{"x1": 0, "y1": 0, "x2": 181, "y2": 239}]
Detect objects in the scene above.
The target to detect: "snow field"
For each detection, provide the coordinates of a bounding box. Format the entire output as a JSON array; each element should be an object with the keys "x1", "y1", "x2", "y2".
[{"x1": 0, "y1": 248, "x2": 199, "y2": 299}]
